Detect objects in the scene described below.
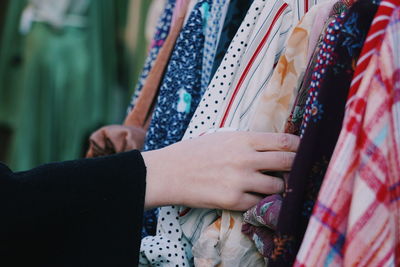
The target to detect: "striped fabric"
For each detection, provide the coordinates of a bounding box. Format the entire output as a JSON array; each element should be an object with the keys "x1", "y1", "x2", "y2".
[
  {"x1": 295, "y1": 5, "x2": 400, "y2": 267},
  {"x1": 347, "y1": 0, "x2": 399, "y2": 99},
  {"x1": 249, "y1": 2, "x2": 324, "y2": 134},
  {"x1": 214, "y1": 0, "x2": 332, "y2": 131},
  {"x1": 184, "y1": 0, "x2": 329, "y2": 265},
  {"x1": 157, "y1": 1, "x2": 272, "y2": 265},
  {"x1": 149, "y1": 0, "x2": 330, "y2": 265},
  {"x1": 215, "y1": 1, "x2": 292, "y2": 129}
]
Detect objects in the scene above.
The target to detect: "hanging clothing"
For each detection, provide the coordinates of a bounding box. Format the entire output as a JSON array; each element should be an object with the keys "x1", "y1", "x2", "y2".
[
  {"x1": 212, "y1": 0, "x2": 332, "y2": 132},
  {"x1": 125, "y1": 0, "x2": 154, "y2": 94},
  {"x1": 136, "y1": 0, "x2": 177, "y2": 239},
  {"x1": 170, "y1": 0, "x2": 279, "y2": 264},
  {"x1": 19, "y1": 0, "x2": 90, "y2": 32},
  {"x1": 284, "y1": 1, "x2": 348, "y2": 136},
  {"x1": 152, "y1": 0, "x2": 331, "y2": 265},
  {"x1": 8, "y1": 0, "x2": 130, "y2": 171},
  {"x1": 242, "y1": 194, "x2": 283, "y2": 257},
  {"x1": 306, "y1": 0, "x2": 339, "y2": 65},
  {"x1": 201, "y1": 0, "x2": 230, "y2": 91},
  {"x1": 347, "y1": 0, "x2": 397, "y2": 98},
  {"x1": 127, "y1": 0, "x2": 175, "y2": 113},
  {"x1": 240, "y1": 2, "x2": 327, "y2": 259},
  {"x1": 192, "y1": 211, "x2": 266, "y2": 267},
  {"x1": 295, "y1": 2, "x2": 400, "y2": 267},
  {"x1": 124, "y1": 0, "x2": 189, "y2": 134},
  {"x1": 249, "y1": 1, "x2": 323, "y2": 134},
  {"x1": 3, "y1": 0, "x2": 134, "y2": 171},
  {"x1": 184, "y1": 0, "x2": 292, "y2": 141},
  {"x1": 0, "y1": 0, "x2": 27, "y2": 129},
  {"x1": 139, "y1": 1, "x2": 212, "y2": 266},
  {"x1": 184, "y1": 0, "x2": 198, "y2": 23},
  {"x1": 143, "y1": 0, "x2": 211, "y2": 152},
  {"x1": 209, "y1": 0, "x2": 254, "y2": 82},
  {"x1": 123, "y1": 1, "x2": 190, "y2": 239},
  {"x1": 270, "y1": 0, "x2": 380, "y2": 265},
  {"x1": 146, "y1": 0, "x2": 168, "y2": 43}
]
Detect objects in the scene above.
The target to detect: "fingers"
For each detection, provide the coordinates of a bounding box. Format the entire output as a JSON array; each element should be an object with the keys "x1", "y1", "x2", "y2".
[
  {"x1": 248, "y1": 132, "x2": 300, "y2": 152},
  {"x1": 233, "y1": 193, "x2": 264, "y2": 211},
  {"x1": 250, "y1": 151, "x2": 296, "y2": 171},
  {"x1": 89, "y1": 129, "x2": 107, "y2": 150},
  {"x1": 86, "y1": 130, "x2": 108, "y2": 158},
  {"x1": 245, "y1": 172, "x2": 284, "y2": 195},
  {"x1": 124, "y1": 126, "x2": 146, "y2": 150}
]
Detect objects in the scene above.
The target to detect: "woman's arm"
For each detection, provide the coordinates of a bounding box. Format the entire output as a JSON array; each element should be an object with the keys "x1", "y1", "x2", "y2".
[{"x1": 0, "y1": 131, "x2": 299, "y2": 266}]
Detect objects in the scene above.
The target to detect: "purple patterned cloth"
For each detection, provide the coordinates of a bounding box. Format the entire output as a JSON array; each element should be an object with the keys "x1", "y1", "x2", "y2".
[{"x1": 242, "y1": 194, "x2": 282, "y2": 257}]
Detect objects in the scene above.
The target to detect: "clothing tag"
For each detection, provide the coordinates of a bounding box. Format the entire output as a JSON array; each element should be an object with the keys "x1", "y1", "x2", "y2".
[{"x1": 177, "y1": 89, "x2": 192, "y2": 113}]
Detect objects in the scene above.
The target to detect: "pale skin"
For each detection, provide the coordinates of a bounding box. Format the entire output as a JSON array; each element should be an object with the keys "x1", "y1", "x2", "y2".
[{"x1": 142, "y1": 131, "x2": 299, "y2": 211}]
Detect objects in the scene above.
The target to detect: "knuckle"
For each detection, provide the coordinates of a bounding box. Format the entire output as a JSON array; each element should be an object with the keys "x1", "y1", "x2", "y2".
[
  {"x1": 236, "y1": 153, "x2": 251, "y2": 168},
  {"x1": 225, "y1": 191, "x2": 242, "y2": 209},
  {"x1": 279, "y1": 134, "x2": 292, "y2": 150}
]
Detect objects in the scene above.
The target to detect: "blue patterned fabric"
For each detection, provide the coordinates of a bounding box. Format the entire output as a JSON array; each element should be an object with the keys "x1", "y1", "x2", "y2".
[
  {"x1": 130, "y1": 0, "x2": 176, "y2": 239},
  {"x1": 201, "y1": 0, "x2": 229, "y2": 90},
  {"x1": 127, "y1": 0, "x2": 176, "y2": 114},
  {"x1": 144, "y1": 0, "x2": 212, "y2": 151}
]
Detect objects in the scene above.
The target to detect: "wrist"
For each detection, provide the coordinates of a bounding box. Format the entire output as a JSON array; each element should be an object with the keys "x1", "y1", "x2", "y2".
[{"x1": 141, "y1": 149, "x2": 181, "y2": 209}]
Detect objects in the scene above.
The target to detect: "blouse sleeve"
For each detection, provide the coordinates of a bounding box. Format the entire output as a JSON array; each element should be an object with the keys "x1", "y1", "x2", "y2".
[{"x1": 0, "y1": 150, "x2": 147, "y2": 267}]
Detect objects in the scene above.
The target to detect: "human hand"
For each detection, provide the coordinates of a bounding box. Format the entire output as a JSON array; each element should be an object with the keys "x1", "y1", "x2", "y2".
[
  {"x1": 86, "y1": 125, "x2": 146, "y2": 158},
  {"x1": 142, "y1": 131, "x2": 299, "y2": 211}
]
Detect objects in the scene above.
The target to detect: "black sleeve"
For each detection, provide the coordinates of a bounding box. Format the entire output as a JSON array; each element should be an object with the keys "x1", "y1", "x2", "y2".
[{"x1": 0, "y1": 150, "x2": 146, "y2": 267}]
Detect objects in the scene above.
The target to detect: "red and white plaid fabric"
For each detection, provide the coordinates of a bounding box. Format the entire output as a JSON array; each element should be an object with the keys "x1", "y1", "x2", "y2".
[
  {"x1": 348, "y1": 0, "x2": 399, "y2": 99},
  {"x1": 294, "y1": 5, "x2": 400, "y2": 267}
]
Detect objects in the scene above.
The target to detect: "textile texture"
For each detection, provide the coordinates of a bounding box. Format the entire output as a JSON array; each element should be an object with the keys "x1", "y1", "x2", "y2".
[
  {"x1": 143, "y1": 0, "x2": 211, "y2": 152},
  {"x1": 139, "y1": 1, "x2": 212, "y2": 266},
  {"x1": 133, "y1": 0, "x2": 176, "y2": 239},
  {"x1": 242, "y1": 195, "x2": 283, "y2": 257},
  {"x1": 242, "y1": 3, "x2": 321, "y2": 258},
  {"x1": 295, "y1": 4, "x2": 400, "y2": 267},
  {"x1": 209, "y1": 0, "x2": 254, "y2": 80},
  {"x1": 155, "y1": 0, "x2": 330, "y2": 266},
  {"x1": 163, "y1": 5, "x2": 281, "y2": 260},
  {"x1": 306, "y1": 0, "x2": 338, "y2": 63},
  {"x1": 249, "y1": 2, "x2": 321, "y2": 134},
  {"x1": 284, "y1": 1, "x2": 348, "y2": 136},
  {"x1": 270, "y1": 0, "x2": 380, "y2": 265},
  {"x1": 201, "y1": 0, "x2": 230, "y2": 90},
  {"x1": 127, "y1": 0, "x2": 175, "y2": 113}
]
